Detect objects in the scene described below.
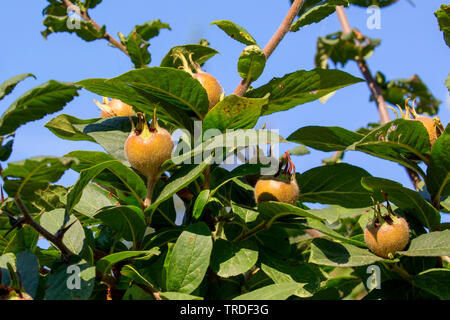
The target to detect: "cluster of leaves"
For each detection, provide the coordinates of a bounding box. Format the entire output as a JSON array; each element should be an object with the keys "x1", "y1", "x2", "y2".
[{"x1": 0, "y1": 0, "x2": 449, "y2": 301}]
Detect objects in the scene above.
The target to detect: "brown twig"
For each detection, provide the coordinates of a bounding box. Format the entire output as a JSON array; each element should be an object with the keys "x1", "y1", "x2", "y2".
[
  {"x1": 60, "y1": 0, "x2": 129, "y2": 56},
  {"x1": 335, "y1": 6, "x2": 421, "y2": 190},
  {"x1": 14, "y1": 196, "x2": 74, "y2": 259},
  {"x1": 233, "y1": 0, "x2": 306, "y2": 96}
]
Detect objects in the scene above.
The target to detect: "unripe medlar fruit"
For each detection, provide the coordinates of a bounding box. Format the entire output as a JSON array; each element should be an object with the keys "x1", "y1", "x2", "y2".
[
  {"x1": 125, "y1": 110, "x2": 173, "y2": 179},
  {"x1": 364, "y1": 213, "x2": 410, "y2": 259},
  {"x1": 175, "y1": 51, "x2": 223, "y2": 110},
  {"x1": 94, "y1": 97, "x2": 134, "y2": 118},
  {"x1": 254, "y1": 151, "x2": 299, "y2": 205}
]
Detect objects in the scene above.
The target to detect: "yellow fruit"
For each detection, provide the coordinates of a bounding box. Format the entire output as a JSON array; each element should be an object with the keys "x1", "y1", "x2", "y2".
[
  {"x1": 94, "y1": 97, "x2": 134, "y2": 118},
  {"x1": 124, "y1": 112, "x2": 173, "y2": 179},
  {"x1": 364, "y1": 216, "x2": 410, "y2": 259},
  {"x1": 414, "y1": 116, "x2": 438, "y2": 147},
  {"x1": 254, "y1": 174, "x2": 299, "y2": 205},
  {"x1": 193, "y1": 73, "x2": 222, "y2": 110}
]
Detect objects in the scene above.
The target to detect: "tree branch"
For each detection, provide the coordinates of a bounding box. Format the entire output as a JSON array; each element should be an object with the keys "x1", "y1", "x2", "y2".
[
  {"x1": 14, "y1": 196, "x2": 74, "y2": 259},
  {"x1": 60, "y1": 0, "x2": 129, "y2": 56},
  {"x1": 335, "y1": 6, "x2": 421, "y2": 190},
  {"x1": 233, "y1": 0, "x2": 306, "y2": 96}
]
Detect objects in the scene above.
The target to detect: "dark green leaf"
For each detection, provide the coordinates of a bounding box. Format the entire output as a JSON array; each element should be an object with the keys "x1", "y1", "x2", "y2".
[
  {"x1": 233, "y1": 283, "x2": 300, "y2": 300},
  {"x1": 41, "y1": 15, "x2": 106, "y2": 42},
  {"x1": 0, "y1": 81, "x2": 79, "y2": 135},
  {"x1": 210, "y1": 20, "x2": 257, "y2": 45},
  {"x1": 3, "y1": 156, "x2": 77, "y2": 197},
  {"x1": 192, "y1": 190, "x2": 210, "y2": 220},
  {"x1": 310, "y1": 238, "x2": 384, "y2": 267},
  {"x1": 246, "y1": 69, "x2": 363, "y2": 115},
  {"x1": 361, "y1": 177, "x2": 441, "y2": 231},
  {"x1": 297, "y1": 163, "x2": 376, "y2": 208},
  {"x1": 15, "y1": 250, "x2": 39, "y2": 298},
  {"x1": 435, "y1": 4, "x2": 450, "y2": 47},
  {"x1": 0, "y1": 73, "x2": 35, "y2": 101},
  {"x1": 96, "y1": 249, "x2": 160, "y2": 275},
  {"x1": 125, "y1": 32, "x2": 151, "y2": 69},
  {"x1": 203, "y1": 95, "x2": 268, "y2": 132},
  {"x1": 349, "y1": 0, "x2": 398, "y2": 8},
  {"x1": 165, "y1": 222, "x2": 213, "y2": 294},
  {"x1": 237, "y1": 45, "x2": 266, "y2": 82},
  {"x1": 291, "y1": 0, "x2": 349, "y2": 31},
  {"x1": 160, "y1": 292, "x2": 203, "y2": 300},
  {"x1": 413, "y1": 269, "x2": 450, "y2": 299},
  {"x1": 425, "y1": 132, "x2": 450, "y2": 199},
  {"x1": 94, "y1": 206, "x2": 146, "y2": 243},
  {"x1": 39, "y1": 209, "x2": 85, "y2": 254},
  {"x1": 399, "y1": 230, "x2": 450, "y2": 257},
  {"x1": 210, "y1": 239, "x2": 258, "y2": 277},
  {"x1": 160, "y1": 45, "x2": 218, "y2": 69},
  {"x1": 45, "y1": 114, "x2": 97, "y2": 142}
]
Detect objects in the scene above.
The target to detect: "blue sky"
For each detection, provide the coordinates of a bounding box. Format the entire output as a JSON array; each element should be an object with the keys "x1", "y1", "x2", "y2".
[{"x1": 1, "y1": 1, "x2": 449, "y2": 221}]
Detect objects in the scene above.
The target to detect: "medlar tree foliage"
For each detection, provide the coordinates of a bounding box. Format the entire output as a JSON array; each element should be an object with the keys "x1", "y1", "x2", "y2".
[{"x1": 0, "y1": 0, "x2": 449, "y2": 301}]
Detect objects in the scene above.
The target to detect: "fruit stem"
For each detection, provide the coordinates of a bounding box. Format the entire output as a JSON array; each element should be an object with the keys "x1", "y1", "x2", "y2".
[{"x1": 144, "y1": 176, "x2": 158, "y2": 209}]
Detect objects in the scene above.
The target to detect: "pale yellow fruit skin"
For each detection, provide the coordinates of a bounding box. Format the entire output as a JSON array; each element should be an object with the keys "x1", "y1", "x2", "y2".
[
  {"x1": 254, "y1": 176, "x2": 299, "y2": 205},
  {"x1": 415, "y1": 116, "x2": 437, "y2": 147},
  {"x1": 101, "y1": 99, "x2": 134, "y2": 118},
  {"x1": 124, "y1": 128, "x2": 173, "y2": 177},
  {"x1": 193, "y1": 73, "x2": 222, "y2": 110},
  {"x1": 364, "y1": 217, "x2": 410, "y2": 259}
]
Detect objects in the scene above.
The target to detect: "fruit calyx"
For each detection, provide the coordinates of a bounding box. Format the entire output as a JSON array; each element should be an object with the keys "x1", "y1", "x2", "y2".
[
  {"x1": 94, "y1": 97, "x2": 134, "y2": 118},
  {"x1": 254, "y1": 151, "x2": 299, "y2": 205},
  {"x1": 173, "y1": 51, "x2": 223, "y2": 110},
  {"x1": 387, "y1": 98, "x2": 444, "y2": 147}
]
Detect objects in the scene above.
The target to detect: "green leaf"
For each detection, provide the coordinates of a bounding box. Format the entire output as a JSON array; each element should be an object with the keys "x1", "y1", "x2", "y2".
[
  {"x1": 0, "y1": 226, "x2": 39, "y2": 255},
  {"x1": 0, "y1": 80, "x2": 79, "y2": 135},
  {"x1": 231, "y1": 203, "x2": 260, "y2": 224},
  {"x1": 66, "y1": 153, "x2": 147, "y2": 214},
  {"x1": 349, "y1": 0, "x2": 398, "y2": 8},
  {"x1": 233, "y1": 283, "x2": 300, "y2": 300},
  {"x1": 149, "y1": 158, "x2": 211, "y2": 211},
  {"x1": 2, "y1": 156, "x2": 77, "y2": 197},
  {"x1": 41, "y1": 15, "x2": 106, "y2": 42},
  {"x1": 129, "y1": 19, "x2": 171, "y2": 41},
  {"x1": 160, "y1": 44, "x2": 218, "y2": 69},
  {"x1": 45, "y1": 114, "x2": 97, "y2": 142},
  {"x1": 435, "y1": 4, "x2": 450, "y2": 47},
  {"x1": 246, "y1": 69, "x2": 364, "y2": 115},
  {"x1": 96, "y1": 249, "x2": 160, "y2": 275},
  {"x1": 426, "y1": 132, "x2": 450, "y2": 199},
  {"x1": 39, "y1": 209, "x2": 85, "y2": 254},
  {"x1": 192, "y1": 190, "x2": 210, "y2": 220},
  {"x1": 83, "y1": 0, "x2": 102, "y2": 9},
  {"x1": 15, "y1": 250, "x2": 39, "y2": 298},
  {"x1": 165, "y1": 222, "x2": 213, "y2": 294},
  {"x1": 94, "y1": 206, "x2": 146, "y2": 243},
  {"x1": 297, "y1": 163, "x2": 376, "y2": 208},
  {"x1": 69, "y1": 183, "x2": 118, "y2": 218},
  {"x1": 44, "y1": 258, "x2": 95, "y2": 300},
  {"x1": 210, "y1": 20, "x2": 257, "y2": 45},
  {"x1": 125, "y1": 32, "x2": 150, "y2": 69},
  {"x1": 376, "y1": 73, "x2": 440, "y2": 116},
  {"x1": 413, "y1": 269, "x2": 450, "y2": 299},
  {"x1": 288, "y1": 125, "x2": 363, "y2": 151},
  {"x1": 0, "y1": 73, "x2": 36, "y2": 101},
  {"x1": 291, "y1": 0, "x2": 349, "y2": 31},
  {"x1": 0, "y1": 139, "x2": 14, "y2": 162},
  {"x1": 257, "y1": 201, "x2": 325, "y2": 221},
  {"x1": 160, "y1": 292, "x2": 203, "y2": 300},
  {"x1": 310, "y1": 238, "x2": 384, "y2": 267},
  {"x1": 237, "y1": 45, "x2": 266, "y2": 82},
  {"x1": 203, "y1": 95, "x2": 268, "y2": 132},
  {"x1": 361, "y1": 177, "x2": 441, "y2": 231},
  {"x1": 399, "y1": 230, "x2": 450, "y2": 257},
  {"x1": 306, "y1": 218, "x2": 367, "y2": 247},
  {"x1": 210, "y1": 239, "x2": 258, "y2": 277},
  {"x1": 77, "y1": 67, "x2": 210, "y2": 118},
  {"x1": 260, "y1": 252, "x2": 322, "y2": 297}
]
